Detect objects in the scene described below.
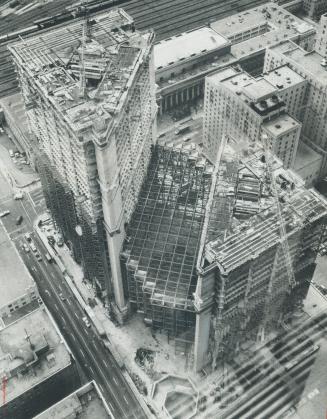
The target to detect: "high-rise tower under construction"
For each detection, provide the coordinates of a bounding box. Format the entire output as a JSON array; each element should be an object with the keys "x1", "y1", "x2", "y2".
[{"x1": 9, "y1": 9, "x2": 156, "y2": 319}]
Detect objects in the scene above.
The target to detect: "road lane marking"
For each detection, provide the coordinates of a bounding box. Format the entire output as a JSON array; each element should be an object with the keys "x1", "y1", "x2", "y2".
[
  {"x1": 61, "y1": 316, "x2": 66, "y2": 325},
  {"x1": 74, "y1": 312, "x2": 78, "y2": 318},
  {"x1": 79, "y1": 349, "x2": 86, "y2": 359},
  {"x1": 90, "y1": 366, "x2": 95, "y2": 375},
  {"x1": 99, "y1": 384, "x2": 105, "y2": 393},
  {"x1": 108, "y1": 402, "x2": 115, "y2": 412},
  {"x1": 66, "y1": 299, "x2": 71, "y2": 305},
  {"x1": 123, "y1": 395, "x2": 129, "y2": 405},
  {"x1": 113, "y1": 376, "x2": 118, "y2": 385},
  {"x1": 34, "y1": 261, "x2": 130, "y2": 419},
  {"x1": 54, "y1": 303, "x2": 59, "y2": 311},
  {"x1": 71, "y1": 333, "x2": 76, "y2": 341}
]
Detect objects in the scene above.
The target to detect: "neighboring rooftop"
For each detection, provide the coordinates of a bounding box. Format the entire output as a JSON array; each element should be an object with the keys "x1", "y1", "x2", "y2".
[
  {"x1": 210, "y1": 3, "x2": 315, "y2": 59},
  {"x1": 270, "y1": 40, "x2": 327, "y2": 85},
  {"x1": 263, "y1": 64, "x2": 306, "y2": 89},
  {"x1": 0, "y1": 306, "x2": 72, "y2": 405},
  {"x1": 154, "y1": 27, "x2": 230, "y2": 70},
  {"x1": 263, "y1": 113, "x2": 301, "y2": 138},
  {"x1": 34, "y1": 381, "x2": 112, "y2": 419},
  {"x1": 0, "y1": 220, "x2": 37, "y2": 311},
  {"x1": 9, "y1": 9, "x2": 153, "y2": 140}
]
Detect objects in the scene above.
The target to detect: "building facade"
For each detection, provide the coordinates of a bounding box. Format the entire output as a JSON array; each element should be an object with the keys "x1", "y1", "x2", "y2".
[
  {"x1": 203, "y1": 66, "x2": 301, "y2": 170},
  {"x1": 264, "y1": 14, "x2": 327, "y2": 178},
  {"x1": 9, "y1": 9, "x2": 156, "y2": 319}
]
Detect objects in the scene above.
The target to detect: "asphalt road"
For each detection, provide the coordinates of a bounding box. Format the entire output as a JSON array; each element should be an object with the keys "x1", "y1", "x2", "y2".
[
  {"x1": 0, "y1": 170, "x2": 148, "y2": 419},
  {"x1": 19, "y1": 238, "x2": 146, "y2": 419}
]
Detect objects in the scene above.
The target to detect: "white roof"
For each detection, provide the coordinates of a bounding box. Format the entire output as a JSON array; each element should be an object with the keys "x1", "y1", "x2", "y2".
[{"x1": 154, "y1": 27, "x2": 229, "y2": 69}]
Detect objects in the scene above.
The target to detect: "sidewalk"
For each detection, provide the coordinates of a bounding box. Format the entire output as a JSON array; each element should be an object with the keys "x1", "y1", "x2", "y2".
[{"x1": 33, "y1": 214, "x2": 154, "y2": 419}]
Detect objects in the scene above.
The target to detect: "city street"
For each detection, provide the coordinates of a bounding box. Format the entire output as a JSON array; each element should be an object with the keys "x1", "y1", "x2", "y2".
[{"x1": 0, "y1": 168, "x2": 148, "y2": 418}]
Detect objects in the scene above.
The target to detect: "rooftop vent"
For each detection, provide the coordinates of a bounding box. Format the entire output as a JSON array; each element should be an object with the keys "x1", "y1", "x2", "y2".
[
  {"x1": 276, "y1": 83, "x2": 284, "y2": 89},
  {"x1": 275, "y1": 124, "x2": 281, "y2": 129}
]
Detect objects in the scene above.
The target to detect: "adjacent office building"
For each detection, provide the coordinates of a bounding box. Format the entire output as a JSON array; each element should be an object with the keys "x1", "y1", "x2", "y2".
[{"x1": 263, "y1": 13, "x2": 327, "y2": 179}]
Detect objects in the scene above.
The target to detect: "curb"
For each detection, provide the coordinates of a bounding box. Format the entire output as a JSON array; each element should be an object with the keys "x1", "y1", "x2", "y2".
[{"x1": 33, "y1": 214, "x2": 155, "y2": 419}]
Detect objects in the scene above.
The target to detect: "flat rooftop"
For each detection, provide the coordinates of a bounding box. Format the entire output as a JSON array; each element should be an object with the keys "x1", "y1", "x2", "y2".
[
  {"x1": 0, "y1": 306, "x2": 71, "y2": 405},
  {"x1": 211, "y1": 3, "x2": 314, "y2": 39},
  {"x1": 0, "y1": 220, "x2": 37, "y2": 310},
  {"x1": 34, "y1": 381, "x2": 111, "y2": 419},
  {"x1": 280, "y1": 43, "x2": 327, "y2": 85},
  {"x1": 210, "y1": 3, "x2": 314, "y2": 59},
  {"x1": 9, "y1": 9, "x2": 153, "y2": 137},
  {"x1": 263, "y1": 64, "x2": 306, "y2": 89},
  {"x1": 263, "y1": 113, "x2": 301, "y2": 137},
  {"x1": 154, "y1": 27, "x2": 230, "y2": 70}
]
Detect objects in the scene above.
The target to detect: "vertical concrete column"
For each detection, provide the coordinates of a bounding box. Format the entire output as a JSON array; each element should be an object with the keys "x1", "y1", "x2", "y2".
[
  {"x1": 194, "y1": 308, "x2": 211, "y2": 372},
  {"x1": 95, "y1": 135, "x2": 127, "y2": 316}
]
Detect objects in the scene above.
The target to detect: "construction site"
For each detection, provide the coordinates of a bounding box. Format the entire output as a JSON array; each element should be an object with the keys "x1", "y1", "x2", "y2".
[
  {"x1": 122, "y1": 135, "x2": 327, "y2": 373},
  {"x1": 9, "y1": 9, "x2": 157, "y2": 319},
  {"x1": 8, "y1": 2, "x2": 327, "y2": 380}
]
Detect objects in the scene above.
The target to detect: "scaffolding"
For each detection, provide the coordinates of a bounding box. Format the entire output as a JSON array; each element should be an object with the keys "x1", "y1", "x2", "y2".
[{"x1": 37, "y1": 153, "x2": 112, "y2": 297}]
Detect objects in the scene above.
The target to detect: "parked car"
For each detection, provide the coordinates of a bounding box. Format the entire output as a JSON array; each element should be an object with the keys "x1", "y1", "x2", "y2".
[
  {"x1": 35, "y1": 253, "x2": 42, "y2": 262},
  {"x1": 24, "y1": 232, "x2": 32, "y2": 242},
  {"x1": 9, "y1": 149, "x2": 14, "y2": 157},
  {"x1": 57, "y1": 237, "x2": 64, "y2": 247},
  {"x1": 47, "y1": 235, "x2": 55, "y2": 245},
  {"x1": 16, "y1": 215, "x2": 23, "y2": 225},
  {"x1": 23, "y1": 243, "x2": 30, "y2": 253},
  {"x1": 0, "y1": 210, "x2": 10, "y2": 218},
  {"x1": 30, "y1": 242, "x2": 37, "y2": 252}
]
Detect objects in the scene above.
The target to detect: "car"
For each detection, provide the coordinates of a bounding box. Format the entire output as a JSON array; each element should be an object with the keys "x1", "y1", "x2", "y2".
[
  {"x1": 30, "y1": 242, "x2": 37, "y2": 252},
  {"x1": 0, "y1": 210, "x2": 10, "y2": 218},
  {"x1": 14, "y1": 152, "x2": 20, "y2": 158},
  {"x1": 14, "y1": 192, "x2": 23, "y2": 200},
  {"x1": 15, "y1": 215, "x2": 23, "y2": 225},
  {"x1": 45, "y1": 253, "x2": 52, "y2": 262},
  {"x1": 8, "y1": 149, "x2": 14, "y2": 157},
  {"x1": 82, "y1": 316, "x2": 91, "y2": 328},
  {"x1": 57, "y1": 237, "x2": 64, "y2": 247},
  {"x1": 24, "y1": 232, "x2": 32, "y2": 242},
  {"x1": 35, "y1": 253, "x2": 42, "y2": 262},
  {"x1": 23, "y1": 243, "x2": 30, "y2": 253},
  {"x1": 59, "y1": 293, "x2": 66, "y2": 302},
  {"x1": 48, "y1": 236, "x2": 55, "y2": 245}
]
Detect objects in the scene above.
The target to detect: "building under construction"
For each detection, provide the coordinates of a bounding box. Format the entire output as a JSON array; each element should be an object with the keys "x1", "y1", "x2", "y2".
[
  {"x1": 122, "y1": 142, "x2": 327, "y2": 371},
  {"x1": 9, "y1": 9, "x2": 156, "y2": 320}
]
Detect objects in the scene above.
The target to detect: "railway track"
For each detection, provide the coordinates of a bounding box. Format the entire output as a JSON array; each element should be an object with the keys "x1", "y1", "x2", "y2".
[{"x1": 0, "y1": 0, "x2": 277, "y2": 97}]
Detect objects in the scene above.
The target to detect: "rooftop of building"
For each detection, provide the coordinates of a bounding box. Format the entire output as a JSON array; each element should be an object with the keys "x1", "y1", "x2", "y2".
[
  {"x1": 211, "y1": 3, "x2": 314, "y2": 40},
  {"x1": 210, "y1": 3, "x2": 314, "y2": 60},
  {"x1": 269, "y1": 40, "x2": 327, "y2": 85},
  {"x1": 294, "y1": 141, "x2": 323, "y2": 170},
  {"x1": 209, "y1": 67, "x2": 286, "y2": 113},
  {"x1": 205, "y1": 151, "x2": 327, "y2": 273},
  {"x1": 8, "y1": 9, "x2": 153, "y2": 142},
  {"x1": 263, "y1": 113, "x2": 301, "y2": 137},
  {"x1": 0, "y1": 219, "x2": 36, "y2": 311},
  {"x1": 154, "y1": 27, "x2": 230, "y2": 71},
  {"x1": 263, "y1": 64, "x2": 306, "y2": 89},
  {"x1": 0, "y1": 306, "x2": 72, "y2": 405},
  {"x1": 34, "y1": 381, "x2": 111, "y2": 419}
]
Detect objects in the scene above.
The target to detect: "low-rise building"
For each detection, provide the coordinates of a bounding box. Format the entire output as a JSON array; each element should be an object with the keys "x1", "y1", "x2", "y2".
[
  {"x1": 0, "y1": 222, "x2": 39, "y2": 323},
  {"x1": 33, "y1": 381, "x2": 112, "y2": 419},
  {"x1": 0, "y1": 306, "x2": 80, "y2": 419}
]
